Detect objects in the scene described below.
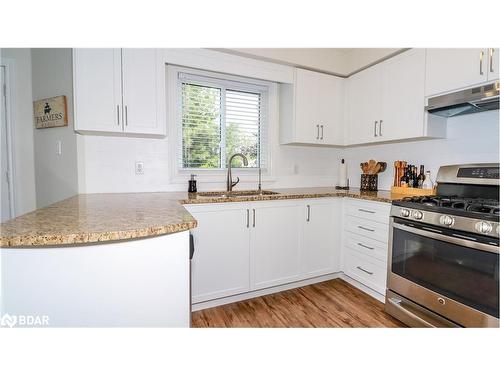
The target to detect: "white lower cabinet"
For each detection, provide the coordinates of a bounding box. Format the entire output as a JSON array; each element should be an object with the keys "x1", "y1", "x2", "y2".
[
  {"x1": 187, "y1": 204, "x2": 250, "y2": 303},
  {"x1": 186, "y1": 197, "x2": 390, "y2": 307},
  {"x1": 301, "y1": 199, "x2": 341, "y2": 278},
  {"x1": 250, "y1": 201, "x2": 303, "y2": 290},
  {"x1": 342, "y1": 199, "x2": 390, "y2": 296},
  {"x1": 186, "y1": 198, "x2": 342, "y2": 305}
]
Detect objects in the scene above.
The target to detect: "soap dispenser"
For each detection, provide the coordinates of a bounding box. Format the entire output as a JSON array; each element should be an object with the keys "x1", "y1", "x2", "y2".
[{"x1": 188, "y1": 174, "x2": 197, "y2": 194}]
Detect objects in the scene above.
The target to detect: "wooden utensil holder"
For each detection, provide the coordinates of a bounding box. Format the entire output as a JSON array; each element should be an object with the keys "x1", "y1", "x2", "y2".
[{"x1": 360, "y1": 174, "x2": 378, "y2": 191}]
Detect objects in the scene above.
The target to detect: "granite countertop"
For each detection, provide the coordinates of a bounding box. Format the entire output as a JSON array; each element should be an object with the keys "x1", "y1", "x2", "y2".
[{"x1": 0, "y1": 188, "x2": 408, "y2": 248}]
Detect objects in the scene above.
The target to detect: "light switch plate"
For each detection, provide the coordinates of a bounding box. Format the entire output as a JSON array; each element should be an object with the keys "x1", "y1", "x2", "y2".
[{"x1": 135, "y1": 161, "x2": 144, "y2": 175}]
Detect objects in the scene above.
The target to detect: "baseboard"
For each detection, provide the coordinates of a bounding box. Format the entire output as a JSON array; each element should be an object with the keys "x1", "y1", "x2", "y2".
[
  {"x1": 339, "y1": 274, "x2": 385, "y2": 303},
  {"x1": 192, "y1": 272, "x2": 342, "y2": 311}
]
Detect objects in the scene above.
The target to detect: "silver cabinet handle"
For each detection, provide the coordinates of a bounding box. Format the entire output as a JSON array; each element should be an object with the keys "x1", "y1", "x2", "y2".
[
  {"x1": 490, "y1": 48, "x2": 495, "y2": 73},
  {"x1": 480, "y1": 50, "x2": 484, "y2": 75},
  {"x1": 320, "y1": 125, "x2": 324, "y2": 140},
  {"x1": 246, "y1": 209, "x2": 249, "y2": 228},
  {"x1": 306, "y1": 205, "x2": 311, "y2": 222},
  {"x1": 379, "y1": 120, "x2": 383, "y2": 136},
  {"x1": 316, "y1": 124, "x2": 319, "y2": 140},
  {"x1": 357, "y1": 242, "x2": 374, "y2": 250},
  {"x1": 356, "y1": 266, "x2": 373, "y2": 275},
  {"x1": 374, "y1": 121, "x2": 378, "y2": 137},
  {"x1": 125, "y1": 105, "x2": 129, "y2": 126},
  {"x1": 117, "y1": 105, "x2": 120, "y2": 125},
  {"x1": 358, "y1": 208, "x2": 375, "y2": 214},
  {"x1": 357, "y1": 225, "x2": 375, "y2": 232},
  {"x1": 252, "y1": 208, "x2": 256, "y2": 227}
]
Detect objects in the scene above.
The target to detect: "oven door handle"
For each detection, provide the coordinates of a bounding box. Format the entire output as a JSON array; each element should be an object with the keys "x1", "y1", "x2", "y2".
[
  {"x1": 386, "y1": 297, "x2": 437, "y2": 328},
  {"x1": 392, "y1": 222, "x2": 499, "y2": 254}
]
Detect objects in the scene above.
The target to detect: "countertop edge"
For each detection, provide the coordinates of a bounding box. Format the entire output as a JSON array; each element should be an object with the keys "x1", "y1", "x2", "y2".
[{"x1": 1, "y1": 190, "x2": 400, "y2": 248}]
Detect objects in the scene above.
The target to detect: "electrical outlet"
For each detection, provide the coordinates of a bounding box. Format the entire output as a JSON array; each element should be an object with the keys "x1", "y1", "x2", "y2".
[{"x1": 135, "y1": 161, "x2": 144, "y2": 175}]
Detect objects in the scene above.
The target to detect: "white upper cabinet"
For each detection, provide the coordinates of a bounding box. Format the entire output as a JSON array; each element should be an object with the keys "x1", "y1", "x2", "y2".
[
  {"x1": 425, "y1": 48, "x2": 498, "y2": 97},
  {"x1": 73, "y1": 48, "x2": 166, "y2": 136},
  {"x1": 73, "y1": 49, "x2": 123, "y2": 133},
  {"x1": 347, "y1": 49, "x2": 445, "y2": 145},
  {"x1": 121, "y1": 49, "x2": 165, "y2": 135},
  {"x1": 381, "y1": 48, "x2": 426, "y2": 141},
  {"x1": 346, "y1": 64, "x2": 383, "y2": 145},
  {"x1": 280, "y1": 68, "x2": 344, "y2": 146}
]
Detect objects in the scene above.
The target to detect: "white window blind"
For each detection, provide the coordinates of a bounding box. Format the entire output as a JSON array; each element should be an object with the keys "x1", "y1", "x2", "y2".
[{"x1": 179, "y1": 72, "x2": 268, "y2": 170}]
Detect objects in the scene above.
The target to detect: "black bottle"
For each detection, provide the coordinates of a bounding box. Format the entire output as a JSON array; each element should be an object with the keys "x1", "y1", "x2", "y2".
[
  {"x1": 408, "y1": 165, "x2": 414, "y2": 188},
  {"x1": 418, "y1": 165, "x2": 425, "y2": 188},
  {"x1": 188, "y1": 174, "x2": 197, "y2": 193}
]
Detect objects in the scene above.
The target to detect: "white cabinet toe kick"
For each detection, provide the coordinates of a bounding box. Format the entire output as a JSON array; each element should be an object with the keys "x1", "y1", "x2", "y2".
[{"x1": 185, "y1": 197, "x2": 391, "y2": 310}]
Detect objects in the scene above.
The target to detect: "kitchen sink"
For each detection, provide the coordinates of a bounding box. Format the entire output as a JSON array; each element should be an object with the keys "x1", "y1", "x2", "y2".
[{"x1": 197, "y1": 190, "x2": 280, "y2": 198}]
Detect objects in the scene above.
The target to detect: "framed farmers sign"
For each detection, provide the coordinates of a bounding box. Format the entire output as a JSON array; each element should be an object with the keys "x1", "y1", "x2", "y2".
[{"x1": 34, "y1": 95, "x2": 68, "y2": 129}]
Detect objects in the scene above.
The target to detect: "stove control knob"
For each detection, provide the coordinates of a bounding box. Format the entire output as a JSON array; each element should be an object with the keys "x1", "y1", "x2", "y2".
[
  {"x1": 400, "y1": 209, "x2": 411, "y2": 218},
  {"x1": 439, "y1": 215, "x2": 454, "y2": 226},
  {"x1": 475, "y1": 221, "x2": 492, "y2": 234},
  {"x1": 413, "y1": 211, "x2": 423, "y2": 220}
]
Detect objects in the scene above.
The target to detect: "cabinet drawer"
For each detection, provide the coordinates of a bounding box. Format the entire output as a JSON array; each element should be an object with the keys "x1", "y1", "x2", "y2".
[
  {"x1": 346, "y1": 199, "x2": 390, "y2": 225},
  {"x1": 345, "y1": 232, "x2": 389, "y2": 263},
  {"x1": 346, "y1": 216, "x2": 389, "y2": 244},
  {"x1": 344, "y1": 251, "x2": 387, "y2": 295}
]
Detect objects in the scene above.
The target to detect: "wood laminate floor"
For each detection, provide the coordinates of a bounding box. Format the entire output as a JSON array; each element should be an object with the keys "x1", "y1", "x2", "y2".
[{"x1": 191, "y1": 278, "x2": 406, "y2": 328}]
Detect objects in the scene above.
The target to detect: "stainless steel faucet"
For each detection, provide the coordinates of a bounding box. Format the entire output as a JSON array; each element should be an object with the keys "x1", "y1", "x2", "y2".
[{"x1": 227, "y1": 153, "x2": 248, "y2": 192}]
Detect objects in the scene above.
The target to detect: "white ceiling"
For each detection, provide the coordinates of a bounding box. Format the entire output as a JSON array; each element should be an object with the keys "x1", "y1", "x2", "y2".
[{"x1": 213, "y1": 48, "x2": 406, "y2": 77}]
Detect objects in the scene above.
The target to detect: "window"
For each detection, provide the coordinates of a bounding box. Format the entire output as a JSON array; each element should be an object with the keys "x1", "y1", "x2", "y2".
[{"x1": 178, "y1": 71, "x2": 268, "y2": 170}]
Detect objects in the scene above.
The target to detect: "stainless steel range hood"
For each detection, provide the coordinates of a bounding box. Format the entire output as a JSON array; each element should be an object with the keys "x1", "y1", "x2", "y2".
[{"x1": 426, "y1": 81, "x2": 499, "y2": 117}]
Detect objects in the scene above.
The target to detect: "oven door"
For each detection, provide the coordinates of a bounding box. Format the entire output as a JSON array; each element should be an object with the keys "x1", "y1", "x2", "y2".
[{"x1": 388, "y1": 217, "x2": 499, "y2": 327}]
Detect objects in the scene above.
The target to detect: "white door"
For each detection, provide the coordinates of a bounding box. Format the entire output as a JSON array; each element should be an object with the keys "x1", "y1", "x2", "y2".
[
  {"x1": 189, "y1": 206, "x2": 250, "y2": 303},
  {"x1": 250, "y1": 202, "x2": 302, "y2": 290},
  {"x1": 1, "y1": 65, "x2": 13, "y2": 222},
  {"x1": 73, "y1": 49, "x2": 123, "y2": 132},
  {"x1": 425, "y1": 48, "x2": 488, "y2": 96},
  {"x1": 301, "y1": 199, "x2": 341, "y2": 278},
  {"x1": 121, "y1": 49, "x2": 165, "y2": 135},
  {"x1": 318, "y1": 73, "x2": 344, "y2": 145},
  {"x1": 346, "y1": 64, "x2": 383, "y2": 145},
  {"x1": 381, "y1": 49, "x2": 426, "y2": 141},
  {"x1": 294, "y1": 68, "x2": 320, "y2": 143},
  {"x1": 487, "y1": 48, "x2": 499, "y2": 81}
]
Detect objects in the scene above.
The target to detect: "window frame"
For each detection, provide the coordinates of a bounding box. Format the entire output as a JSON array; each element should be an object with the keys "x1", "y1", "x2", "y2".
[{"x1": 167, "y1": 65, "x2": 277, "y2": 184}]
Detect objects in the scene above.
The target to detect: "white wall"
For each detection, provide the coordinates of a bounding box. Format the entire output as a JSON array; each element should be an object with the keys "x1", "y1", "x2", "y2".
[
  {"x1": 339, "y1": 110, "x2": 500, "y2": 190},
  {"x1": 81, "y1": 135, "x2": 338, "y2": 193},
  {"x1": 0, "y1": 49, "x2": 37, "y2": 216},
  {"x1": 31, "y1": 48, "x2": 79, "y2": 208}
]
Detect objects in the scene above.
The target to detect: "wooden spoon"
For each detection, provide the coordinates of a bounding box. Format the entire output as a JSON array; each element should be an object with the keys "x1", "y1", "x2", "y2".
[{"x1": 367, "y1": 159, "x2": 377, "y2": 174}]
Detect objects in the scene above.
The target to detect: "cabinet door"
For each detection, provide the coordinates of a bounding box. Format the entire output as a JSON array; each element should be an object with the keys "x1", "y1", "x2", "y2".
[
  {"x1": 346, "y1": 65, "x2": 383, "y2": 145},
  {"x1": 487, "y1": 48, "x2": 499, "y2": 81},
  {"x1": 189, "y1": 207, "x2": 250, "y2": 303},
  {"x1": 318, "y1": 73, "x2": 344, "y2": 145},
  {"x1": 381, "y1": 49, "x2": 426, "y2": 141},
  {"x1": 294, "y1": 68, "x2": 320, "y2": 143},
  {"x1": 250, "y1": 202, "x2": 302, "y2": 290},
  {"x1": 425, "y1": 48, "x2": 488, "y2": 96},
  {"x1": 301, "y1": 200, "x2": 341, "y2": 278},
  {"x1": 121, "y1": 49, "x2": 166, "y2": 136},
  {"x1": 73, "y1": 49, "x2": 122, "y2": 132}
]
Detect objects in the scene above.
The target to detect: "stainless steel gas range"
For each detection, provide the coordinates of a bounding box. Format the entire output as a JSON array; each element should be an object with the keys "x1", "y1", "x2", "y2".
[{"x1": 386, "y1": 163, "x2": 499, "y2": 327}]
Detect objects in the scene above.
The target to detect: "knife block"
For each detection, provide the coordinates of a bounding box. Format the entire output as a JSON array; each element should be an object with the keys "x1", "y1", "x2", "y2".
[{"x1": 360, "y1": 174, "x2": 378, "y2": 191}]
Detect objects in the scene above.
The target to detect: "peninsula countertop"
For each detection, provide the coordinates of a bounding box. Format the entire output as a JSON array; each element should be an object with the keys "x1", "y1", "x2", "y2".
[{"x1": 0, "y1": 188, "x2": 409, "y2": 248}]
